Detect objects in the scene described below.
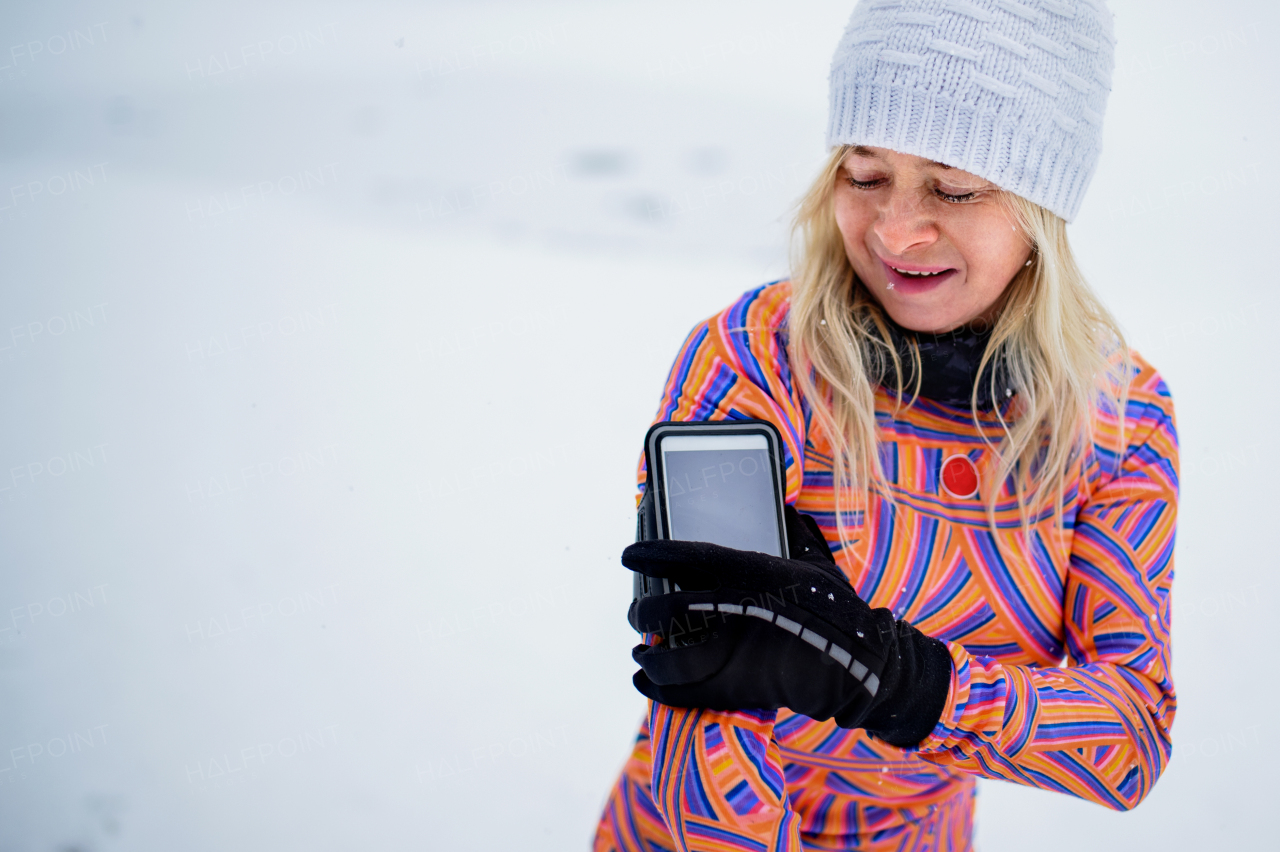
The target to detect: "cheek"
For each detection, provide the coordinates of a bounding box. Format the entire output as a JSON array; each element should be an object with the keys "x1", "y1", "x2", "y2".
[
  {"x1": 948, "y1": 212, "x2": 1028, "y2": 294},
  {"x1": 833, "y1": 197, "x2": 873, "y2": 258}
]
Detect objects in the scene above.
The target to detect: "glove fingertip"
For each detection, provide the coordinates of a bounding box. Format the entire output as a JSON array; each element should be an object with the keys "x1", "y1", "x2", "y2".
[
  {"x1": 621, "y1": 540, "x2": 678, "y2": 572},
  {"x1": 632, "y1": 669, "x2": 660, "y2": 701},
  {"x1": 623, "y1": 541, "x2": 722, "y2": 587}
]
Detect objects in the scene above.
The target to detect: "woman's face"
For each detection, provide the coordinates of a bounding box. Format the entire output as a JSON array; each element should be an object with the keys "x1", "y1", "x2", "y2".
[{"x1": 832, "y1": 145, "x2": 1032, "y2": 334}]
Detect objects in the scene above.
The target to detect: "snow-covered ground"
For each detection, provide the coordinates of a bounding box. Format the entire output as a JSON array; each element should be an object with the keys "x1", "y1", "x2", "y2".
[{"x1": 0, "y1": 1, "x2": 1274, "y2": 849}]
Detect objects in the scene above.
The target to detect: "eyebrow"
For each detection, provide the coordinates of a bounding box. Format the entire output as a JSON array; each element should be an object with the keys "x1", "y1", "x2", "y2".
[{"x1": 849, "y1": 145, "x2": 953, "y2": 170}]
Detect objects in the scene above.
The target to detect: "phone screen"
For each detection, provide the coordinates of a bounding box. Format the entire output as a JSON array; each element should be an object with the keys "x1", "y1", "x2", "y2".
[{"x1": 659, "y1": 433, "x2": 782, "y2": 556}]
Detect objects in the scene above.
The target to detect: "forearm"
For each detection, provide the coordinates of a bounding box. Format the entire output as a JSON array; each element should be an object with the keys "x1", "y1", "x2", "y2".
[
  {"x1": 911, "y1": 642, "x2": 1174, "y2": 810},
  {"x1": 647, "y1": 702, "x2": 803, "y2": 851}
]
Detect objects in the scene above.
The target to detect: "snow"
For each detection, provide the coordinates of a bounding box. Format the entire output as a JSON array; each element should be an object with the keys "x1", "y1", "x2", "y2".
[{"x1": 0, "y1": 0, "x2": 1275, "y2": 849}]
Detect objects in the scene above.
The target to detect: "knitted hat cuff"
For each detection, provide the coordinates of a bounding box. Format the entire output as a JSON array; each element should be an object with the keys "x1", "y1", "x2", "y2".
[
  {"x1": 825, "y1": 0, "x2": 1116, "y2": 223},
  {"x1": 827, "y1": 77, "x2": 1099, "y2": 221}
]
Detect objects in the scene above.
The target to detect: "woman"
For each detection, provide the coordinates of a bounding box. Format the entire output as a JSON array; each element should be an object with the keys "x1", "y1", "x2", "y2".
[{"x1": 595, "y1": 1, "x2": 1176, "y2": 850}]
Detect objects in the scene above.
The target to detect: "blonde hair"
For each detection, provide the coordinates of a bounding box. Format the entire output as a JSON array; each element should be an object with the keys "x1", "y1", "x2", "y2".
[{"x1": 788, "y1": 145, "x2": 1130, "y2": 554}]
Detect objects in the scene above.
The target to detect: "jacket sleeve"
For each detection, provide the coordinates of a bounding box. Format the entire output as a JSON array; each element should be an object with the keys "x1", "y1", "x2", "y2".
[
  {"x1": 648, "y1": 703, "x2": 805, "y2": 850},
  {"x1": 910, "y1": 361, "x2": 1178, "y2": 810},
  {"x1": 639, "y1": 285, "x2": 810, "y2": 850}
]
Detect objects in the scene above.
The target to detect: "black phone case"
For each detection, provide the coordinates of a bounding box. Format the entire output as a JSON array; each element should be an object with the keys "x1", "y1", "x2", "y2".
[{"x1": 632, "y1": 419, "x2": 789, "y2": 606}]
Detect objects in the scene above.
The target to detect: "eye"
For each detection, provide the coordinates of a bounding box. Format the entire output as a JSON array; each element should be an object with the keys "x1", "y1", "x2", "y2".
[
  {"x1": 934, "y1": 185, "x2": 980, "y2": 203},
  {"x1": 845, "y1": 175, "x2": 888, "y2": 190}
]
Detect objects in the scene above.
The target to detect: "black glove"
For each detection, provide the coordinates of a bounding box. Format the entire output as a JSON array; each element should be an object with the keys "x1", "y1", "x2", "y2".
[{"x1": 624, "y1": 507, "x2": 952, "y2": 747}]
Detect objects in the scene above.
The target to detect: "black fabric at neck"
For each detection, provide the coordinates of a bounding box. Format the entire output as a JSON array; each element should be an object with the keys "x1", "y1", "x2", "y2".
[{"x1": 881, "y1": 317, "x2": 1012, "y2": 410}]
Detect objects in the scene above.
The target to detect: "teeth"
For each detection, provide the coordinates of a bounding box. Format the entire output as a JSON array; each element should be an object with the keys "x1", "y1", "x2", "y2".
[{"x1": 892, "y1": 266, "x2": 945, "y2": 277}]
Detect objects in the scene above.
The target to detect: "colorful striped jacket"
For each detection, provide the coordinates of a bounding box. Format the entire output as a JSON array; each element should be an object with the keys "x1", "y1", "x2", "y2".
[{"x1": 594, "y1": 281, "x2": 1178, "y2": 852}]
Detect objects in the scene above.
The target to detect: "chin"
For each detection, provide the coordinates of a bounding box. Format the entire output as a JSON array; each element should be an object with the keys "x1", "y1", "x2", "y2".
[
  {"x1": 880, "y1": 298, "x2": 969, "y2": 335},
  {"x1": 890, "y1": 313, "x2": 958, "y2": 334}
]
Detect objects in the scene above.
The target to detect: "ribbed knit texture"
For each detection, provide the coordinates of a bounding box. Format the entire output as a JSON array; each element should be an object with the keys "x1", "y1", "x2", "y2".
[{"x1": 827, "y1": 0, "x2": 1116, "y2": 221}]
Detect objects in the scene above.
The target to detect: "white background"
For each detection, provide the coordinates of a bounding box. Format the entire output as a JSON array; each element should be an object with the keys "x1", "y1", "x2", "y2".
[{"x1": 0, "y1": 1, "x2": 1273, "y2": 849}]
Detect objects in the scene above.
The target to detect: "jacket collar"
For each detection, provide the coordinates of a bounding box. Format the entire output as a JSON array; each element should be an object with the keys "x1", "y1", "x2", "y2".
[{"x1": 882, "y1": 317, "x2": 1012, "y2": 410}]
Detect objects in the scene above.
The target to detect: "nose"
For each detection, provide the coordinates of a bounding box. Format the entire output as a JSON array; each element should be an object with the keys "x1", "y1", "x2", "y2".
[{"x1": 873, "y1": 187, "x2": 939, "y2": 257}]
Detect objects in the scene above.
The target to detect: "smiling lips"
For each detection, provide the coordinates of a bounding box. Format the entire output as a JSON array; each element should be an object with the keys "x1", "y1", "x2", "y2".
[{"x1": 879, "y1": 259, "x2": 958, "y2": 293}]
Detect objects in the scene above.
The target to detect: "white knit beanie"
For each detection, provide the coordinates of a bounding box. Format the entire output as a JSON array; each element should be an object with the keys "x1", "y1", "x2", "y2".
[{"x1": 827, "y1": 0, "x2": 1116, "y2": 222}]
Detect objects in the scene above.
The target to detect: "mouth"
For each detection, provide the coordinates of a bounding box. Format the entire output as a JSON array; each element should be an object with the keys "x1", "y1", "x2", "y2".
[{"x1": 879, "y1": 259, "x2": 958, "y2": 293}]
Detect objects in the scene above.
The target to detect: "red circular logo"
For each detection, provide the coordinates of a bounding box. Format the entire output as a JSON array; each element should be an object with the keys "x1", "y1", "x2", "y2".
[{"x1": 941, "y1": 454, "x2": 979, "y2": 499}]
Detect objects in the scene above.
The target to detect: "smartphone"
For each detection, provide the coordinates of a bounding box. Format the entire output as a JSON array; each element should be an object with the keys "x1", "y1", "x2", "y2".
[
  {"x1": 633, "y1": 420, "x2": 790, "y2": 613},
  {"x1": 648, "y1": 420, "x2": 789, "y2": 557}
]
